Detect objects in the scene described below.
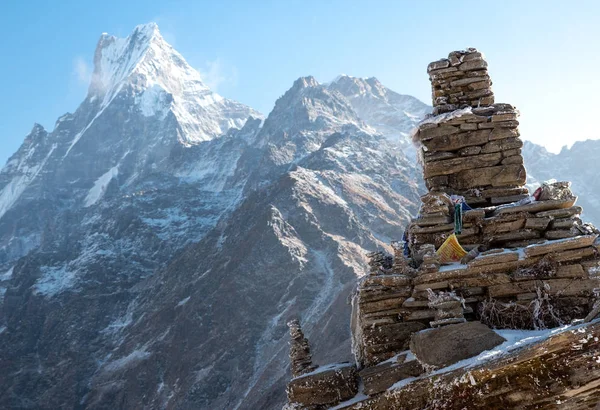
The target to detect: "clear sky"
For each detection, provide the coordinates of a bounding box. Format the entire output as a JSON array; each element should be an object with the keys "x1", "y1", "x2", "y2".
[{"x1": 1, "y1": 0, "x2": 599, "y2": 165}]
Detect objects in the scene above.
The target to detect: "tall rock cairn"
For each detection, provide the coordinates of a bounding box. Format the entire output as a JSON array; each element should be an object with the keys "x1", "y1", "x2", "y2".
[
  {"x1": 287, "y1": 319, "x2": 318, "y2": 378},
  {"x1": 415, "y1": 48, "x2": 527, "y2": 207}
]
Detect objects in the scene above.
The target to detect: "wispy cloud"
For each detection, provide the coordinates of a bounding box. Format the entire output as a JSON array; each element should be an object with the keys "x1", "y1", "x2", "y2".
[
  {"x1": 73, "y1": 56, "x2": 92, "y2": 85},
  {"x1": 198, "y1": 59, "x2": 239, "y2": 92}
]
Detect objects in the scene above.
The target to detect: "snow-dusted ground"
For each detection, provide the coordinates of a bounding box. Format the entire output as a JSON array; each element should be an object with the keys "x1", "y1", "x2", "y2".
[{"x1": 387, "y1": 321, "x2": 599, "y2": 392}]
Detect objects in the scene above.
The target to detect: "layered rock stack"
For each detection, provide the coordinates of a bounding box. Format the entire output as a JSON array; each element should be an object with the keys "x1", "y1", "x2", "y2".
[
  {"x1": 287, "y1": 319, "x2": 317, "y2": 378},
  {"x1": 429, "y1": 48, "x2": 493, "y2": 115},
  {"x1": 367, "y1": 251, "x2": 393, "y2": 275},
  {"x1": 284, "y1": 49, "x2": 600, "y2": 409}
]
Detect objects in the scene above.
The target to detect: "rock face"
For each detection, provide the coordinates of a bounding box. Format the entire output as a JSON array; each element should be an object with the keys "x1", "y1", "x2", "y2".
[
  {"x1": 409, "y1": 321, "x2": 506, "y2": 368},
  {"x1": 0, "y1": 24, "x2": 430, "y2": 410}
]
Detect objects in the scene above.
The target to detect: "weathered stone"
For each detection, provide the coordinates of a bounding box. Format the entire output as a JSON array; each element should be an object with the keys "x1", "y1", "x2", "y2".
[
  {"x1": 582, "y1": 260, "x2": 600, "y2": 277},
  {"x1": 404, "y1": 309, "x2": 437, "y2": 321},
  {"x1": 361, "y1": 295, "x2": 411, "y2": 314},
  {"x1": 422, "y1": 129, "x2": 490, "y2": 152},
  {"x1": 488, "y1": 278, "x2": 599, "y2": 298},
  {"x1": 427, "y1": 59, "x2": 450, "y2": 72},
  {"x1": 491, "y1": 112, "x2": 518, "y2": 122},
  {"x1": 488, "y1": 229, "x2": 540, "y2": 243},
  {"x1": 458, "y1": 146, "x2": 482, "y2": 156},
  {"x1": 478, "y1": 120, "x2": 519, "y2": 129},
  {"x1": 418, "y1": 125, "x2": 460, "y2": 140},
  {"x1": 555, "y1": 264, "x2": 585, "y2": 278},
  {"x1": 345, "y1": 322, "x2": 600, "y2": 410},
  {"x1": 362, "y1": 322, "x2": 428, "y2": 346},
  {"x1": 409, "y1": 321, "x2": 505, "y2": 368},
  {"x1": 424, "y1": 152, "x2": 503, "y2": 178},
  {"x1": 459, "y1": 122, "x2": 478, "y2": 131},
  {"x1": 525, "y1": 217, "x2": 552, "y2": 230},
  {"x1": 495, "y1": 197, "x2": 578, "y2": 216},
  {"x1": 363, "y1": 275, "x2": 412, "y2": 288},
  {"x1": 450, "y1": 76, "x2": 489, "y2": 87},
  {"x1": 536, "y1": 206, "x2": 582, "y2": 219},
  {"x1": 489, "y1": 193, "x2": 528, "y2": 204},
  {"x1": 551, "y1": 217, "x2": 580, "y2": 230},
  {"x1": 501, "y1": 155, "x2": 523, "y2": 165},
  {"x1": 465, "y1": 88, "x2": 493, "y2": 99},
  {"x1": 286, "y1": 363, "x2": 359, "y2": 407},
  {"x1": 360, "y1": 359, "x2": 424, "y2": 396},
  {"x1": 480, "y1": 137, "x2": 523, "y2": 154},
  {"x1": 462, "y1": 51, "x2": 483, "y2": 61},
  {"x1": 468, "y1": 80, "x2": 492, "y2": 91},
  {"x1": 423, "y1": 151, "x2": 456, "y2": 162},
  {"x1": 489, "y1": 127, "x2": 519, "y2": 141},
  {"x1": 449, "y1": 164, "x2": 526, "y2": 189},
  {"x1": 413, "y1": 215, "x2": 452, "y2": 226},
  {"x1": 545, "y1": 229, "x2": 578, "y2": 240},
  {"x1": 410, "y1": 223, "x2": 454, "y2": 234},
  {"x1": 468, "y1": 250, "x2": 518, "y2": 267},
  {"x1": 459, "y1": 59, "x2": 488, "y2": 71},
  {"x1": 288, "y1": 319, "x2": 318, "y2": 378},
  {"x1": 522, "y1": 235, "x2": 596, "y2": 257}
]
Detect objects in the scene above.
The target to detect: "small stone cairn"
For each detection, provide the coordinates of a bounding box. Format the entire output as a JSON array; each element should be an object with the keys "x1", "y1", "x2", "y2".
[{"x1": 287, "y1": 319, "x2": 317, "y2": 378}]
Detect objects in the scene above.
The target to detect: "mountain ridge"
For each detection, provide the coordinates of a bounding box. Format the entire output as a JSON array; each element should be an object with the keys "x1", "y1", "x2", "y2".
[{"x1": 1, "y1": 22, "x2": 598, "y2": 410}]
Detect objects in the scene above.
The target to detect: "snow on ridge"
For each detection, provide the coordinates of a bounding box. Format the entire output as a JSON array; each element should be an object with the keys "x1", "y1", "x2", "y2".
[
  {"x1": 102, "y1": 348, "x2": 152, "y2": 373},
  {"x1": 33, "y1": 265, "x2": 76, "y2": 297},
  {"x1": 84, "y1": 166, "x2": 119, "y2": 207},
  {"x1": 0, "y1": 143, "x2": 57, "y2": 220},
  {"x1": 0, "y1": 267, "x2": 13, "y2": 281}
]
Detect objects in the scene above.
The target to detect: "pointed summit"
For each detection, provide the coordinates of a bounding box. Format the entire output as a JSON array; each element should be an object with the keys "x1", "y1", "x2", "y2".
[
  {"x1": 89, "y1": 22, "x2": 195, "y2": 102},
  {"x1": 81, "y1": 23, "x2": 261, "y2": 145}
]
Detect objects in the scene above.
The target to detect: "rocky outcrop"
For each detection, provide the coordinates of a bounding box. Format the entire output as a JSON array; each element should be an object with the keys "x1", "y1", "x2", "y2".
[
  {"x1": 284, "y1": 49, "x2": 600, "y2": 409},
  {"x1": 343, "y1": 320, "x2": 600, "y2": 409}
]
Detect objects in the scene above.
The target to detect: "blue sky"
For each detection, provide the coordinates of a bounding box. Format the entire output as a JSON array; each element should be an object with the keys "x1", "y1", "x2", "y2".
[{"x1": 1, "y1": 0, "x2": 599, "y2": 165}]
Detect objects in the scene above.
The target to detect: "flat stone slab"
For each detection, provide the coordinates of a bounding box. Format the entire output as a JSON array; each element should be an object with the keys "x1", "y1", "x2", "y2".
[
  {"x1": 494, "y1": 198, "x2": 577, "y2": 216},
  {"x1": 360, "y1": 357, "x2": 424, "y2": 396},
  {"x1": 409, "y1": 321, "x2": 506, "y2": 368},
  {"x1": 287, "y1": 362, "x2": 358, "y2": 407},
  {"x1": 523, "y1": 235, "x2": 597, "y2": 257}
]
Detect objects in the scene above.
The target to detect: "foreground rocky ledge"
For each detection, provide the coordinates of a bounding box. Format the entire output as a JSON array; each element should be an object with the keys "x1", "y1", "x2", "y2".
[{"x1": 339, "y1": 320, "x2": 600, "y2": 409}]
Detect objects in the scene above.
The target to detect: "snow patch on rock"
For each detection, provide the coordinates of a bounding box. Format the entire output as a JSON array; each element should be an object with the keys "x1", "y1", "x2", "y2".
[{"x1": 84, "y1": 166, "x2": 119, "y2": 207}]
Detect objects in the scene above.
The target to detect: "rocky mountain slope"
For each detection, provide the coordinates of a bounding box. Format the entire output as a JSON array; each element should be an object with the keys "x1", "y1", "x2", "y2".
[
  {"x1": 0, "y1": 24, "x2": 427, "y2": 410},
  {"x1": 2, "y1": 22, "x2": 595, "y2": 410}
]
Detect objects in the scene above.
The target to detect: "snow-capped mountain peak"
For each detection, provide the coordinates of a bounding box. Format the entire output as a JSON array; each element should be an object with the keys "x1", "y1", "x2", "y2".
[{"x1": 71, "y1": 23, "x2": 261, "y2": 152}]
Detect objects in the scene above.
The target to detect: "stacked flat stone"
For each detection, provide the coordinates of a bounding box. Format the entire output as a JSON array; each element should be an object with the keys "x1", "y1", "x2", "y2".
[
  {"x1": 351, "y1": 275, "x2": 425, "y2": 367},
  {"x1": 284, "y1": 49, "x2": 600, "y2": 409},
  {"x1": 391, "y1": 241, "x2": 416, "y2": 276},
  {"x1": 429, "y1": 48, "x2": 493, "y2": 115},
  {"x1": 415, "y1": 104, "x2": 527, "y2": 207},
  {"x1": 428, "y1": 290, "x2": 466, "y2": 327},
  {"x1": 408, "y1": 185, "x2": 595, "y2": 256},
  {"x1": 367, "y1": 251, "x2": 393, "y2": 275},
  {"x1": 287, "y1": 319, "x2": 317, "y2": 378}
]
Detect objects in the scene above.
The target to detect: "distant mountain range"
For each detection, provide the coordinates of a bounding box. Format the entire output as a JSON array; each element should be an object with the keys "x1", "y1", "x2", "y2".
[{"x1": 0, "y1": 23, "x2": 597, "y2": 410}]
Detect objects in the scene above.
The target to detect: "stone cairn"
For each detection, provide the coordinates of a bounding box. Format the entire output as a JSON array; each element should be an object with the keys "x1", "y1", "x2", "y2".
[
  {"x1": 287, "y1": 319, "x2": 317, "y2": 378},
  {"x1": 429, "y1": 48, "x2": 493, "y2": 115},
  {"x1": 285, "y1": 49, "x2": 600, "y2": 409}
]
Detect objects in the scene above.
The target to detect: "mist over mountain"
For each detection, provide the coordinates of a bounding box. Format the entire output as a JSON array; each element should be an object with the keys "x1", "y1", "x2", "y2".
[{"x1": 0, "y1": 23, "x2": 597, "y2": 409}]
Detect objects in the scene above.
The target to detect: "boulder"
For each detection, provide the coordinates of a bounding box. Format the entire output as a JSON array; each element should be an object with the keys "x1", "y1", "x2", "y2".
[{"x1": 409, "y1": 321, "x2": 506, "y2": 368}]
